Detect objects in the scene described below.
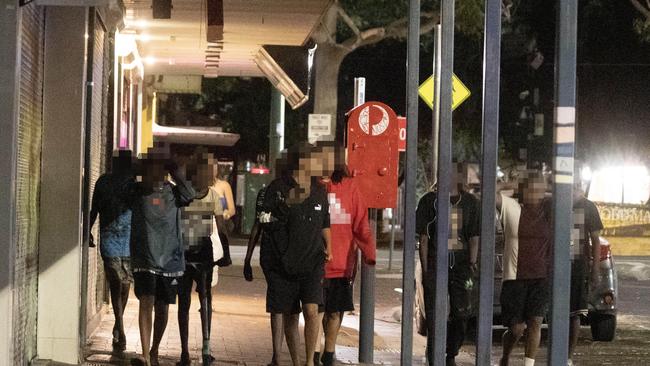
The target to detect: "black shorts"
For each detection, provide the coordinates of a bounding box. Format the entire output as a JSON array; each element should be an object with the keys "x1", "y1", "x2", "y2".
[
  {"x1": 263, "y1": 264, "x2": 324, "y2": 314},
  {"x1": 570, "y1": 259, "x2": 588, "y2": 316},
  {"x1": 178, "y1": 262, "x2": 214, "y2": 298},
  {"x1": 500, "y1": 279, "x2": 550, "y2": 327},
  {"x1": 103, "y1": 257, "x2": 133, "y2": 284},
  {"x1": 322, "y1": 278, "x2": 354, "y2": 313},
  {"x1": 133, "y1": 271, "x2": 179, "y2": 305}
]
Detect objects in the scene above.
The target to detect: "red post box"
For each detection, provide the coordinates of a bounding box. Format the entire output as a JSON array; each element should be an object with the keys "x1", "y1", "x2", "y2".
[{"x1": 347, "y1": 101, "x2": 399, "y2": 209}]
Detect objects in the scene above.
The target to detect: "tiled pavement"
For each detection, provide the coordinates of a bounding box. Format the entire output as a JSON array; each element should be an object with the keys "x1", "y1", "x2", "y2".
[{"x1": 85, "y1": 243, "x2": 469, "y2": 366}]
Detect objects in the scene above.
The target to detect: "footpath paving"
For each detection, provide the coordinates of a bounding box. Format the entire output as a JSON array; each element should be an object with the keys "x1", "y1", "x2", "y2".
[{"x1": 85, "y1": 241, "x2": 439, "y2": 366}]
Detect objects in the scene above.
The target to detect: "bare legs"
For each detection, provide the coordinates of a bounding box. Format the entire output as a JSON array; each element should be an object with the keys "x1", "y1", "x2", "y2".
[
  {"x1": 500, "y1": 317, "x2": 543, "y2": 366},
  {"x1": 138, "y1": 296, "x2": 154, "y2": 366},
  {"x1": 569, "y1": 315, "x2": 581, "y2": 361},
  {"x1": 323, "y1": 312, "x2": 343, "y2": 353},
  {"x1": 303, "y1": 304, "x2": 323, "y2": 366},
  {"x1": 108, "y1": 277, "x2": 130, "y2": 349},
  {"x1": 270, "y1": 313, "x2": 284, "y2": 365},
  {"x1": 137, "y1": 295, "x2": 169, "y2": 366},
  {"x1": 283, "y1": 313, "x2": 301, "y2": 366}
]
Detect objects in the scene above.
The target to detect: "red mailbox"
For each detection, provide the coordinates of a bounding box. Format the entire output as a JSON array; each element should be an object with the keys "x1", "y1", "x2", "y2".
[{"x1": 347, "y1": 101, "x2": 399, "y2": 208}]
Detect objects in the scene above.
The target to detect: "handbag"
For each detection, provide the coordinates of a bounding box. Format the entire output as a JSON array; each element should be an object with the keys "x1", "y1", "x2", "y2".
[{"x1": 210, "y1": 217, "x2": 224, "y2": 262}]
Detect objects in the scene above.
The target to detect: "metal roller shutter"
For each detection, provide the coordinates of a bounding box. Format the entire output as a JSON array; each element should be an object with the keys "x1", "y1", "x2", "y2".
[
  {"x1": 14, "y1": 2, "x2": 45, "y2": 364},
  {"x1": 86, "y1": 11, "x2": 108, "y2": 325}
]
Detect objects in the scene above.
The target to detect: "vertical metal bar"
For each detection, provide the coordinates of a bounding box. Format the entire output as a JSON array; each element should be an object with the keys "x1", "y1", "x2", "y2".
[
  {"x1": 389, "y1": 209, "x2": 395, "y2": 270},
  {"x1": 80, "y1": 8, "x2": 95, "y2": 353},
  {"x1": 475, "y1": 0, "x2": 501, "y2": 364},
  {"x1": 355, "y1": 77, "x2": 375, "y2": 363},
  {"x1": 549, "y1": 0, "x2": 578, "y2": 365},
  {"x1": 431, "y1": 24, "x2": 441, "y2": 185},
  {"x1": 268, "y1": 88, "x2": 285, "y2": 172},
  {"x1": 360, "y1": 209, "x2": 376, "y2": 362},
  {"x1": 432, "y1": 0, "x2": 454, "y2": 364},
  {"x1": 401, "y1": 0, "x2": 420, "y2": 364}
]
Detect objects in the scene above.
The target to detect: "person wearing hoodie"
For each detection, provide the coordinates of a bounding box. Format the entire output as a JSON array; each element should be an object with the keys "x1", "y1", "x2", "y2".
[
  {"x1": 125, "y1": 145, "x2": 195, "y2": 366},
  {"x1": 319, "y1": 143, "x2": 376, "y2": 366}
]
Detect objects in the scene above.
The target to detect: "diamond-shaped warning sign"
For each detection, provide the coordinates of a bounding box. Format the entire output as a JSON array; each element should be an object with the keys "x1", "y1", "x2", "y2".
[{"x1": 418, "y1": 74, "x2": 471, "y2": 111}]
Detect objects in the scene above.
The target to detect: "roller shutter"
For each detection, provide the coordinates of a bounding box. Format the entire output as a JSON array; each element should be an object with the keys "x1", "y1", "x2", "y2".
[{"x1": 14, "y1": 2, "x2": 45, "y2": 364}]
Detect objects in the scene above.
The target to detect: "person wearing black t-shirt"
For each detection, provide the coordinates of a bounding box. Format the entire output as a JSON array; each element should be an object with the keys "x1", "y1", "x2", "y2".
[
  {"x1": 569, "y1": 181, "x2": 604, "y2": 364},
  {"x1": 257, "y1": 144, "x2": 332, "y2": 366},
  {"x1": 416, "y1": 163, "x2": 481, "y2": 366}
]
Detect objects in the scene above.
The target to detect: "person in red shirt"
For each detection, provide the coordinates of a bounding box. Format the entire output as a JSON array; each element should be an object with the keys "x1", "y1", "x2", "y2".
[{"x1": 318, "y1": 143, "x2": 376, "y2": 366}]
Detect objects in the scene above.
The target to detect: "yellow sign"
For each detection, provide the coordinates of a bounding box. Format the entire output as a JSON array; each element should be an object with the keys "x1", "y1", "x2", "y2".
[{"x1": 418, "y1": 74, "x2": 471, "y2": 111}]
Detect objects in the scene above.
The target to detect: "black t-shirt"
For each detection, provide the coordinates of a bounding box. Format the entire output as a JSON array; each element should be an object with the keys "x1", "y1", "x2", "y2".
[
  {"x1": 572, "y1": 197, "x2": 604, "y2": 259},
  {"x1": 415, "y1": 190, "x2": 480, "y2": 254},
  {"x1": 260, "y1": 177, "x2": 330, "y2": 275}
]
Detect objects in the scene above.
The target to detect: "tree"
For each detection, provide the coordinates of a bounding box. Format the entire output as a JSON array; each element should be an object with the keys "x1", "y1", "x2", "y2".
[
  {"x1": 310, "y1": 0, "x2": 492, "y2": 126},
  {"x1": 629, "y1": 0, "x2": 650, "y2": 42}
]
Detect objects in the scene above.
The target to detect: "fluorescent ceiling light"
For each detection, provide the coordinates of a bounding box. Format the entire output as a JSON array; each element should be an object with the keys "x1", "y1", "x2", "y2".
[{"x1": 254, "y1": 47, "x2": 309, "y2": 109}]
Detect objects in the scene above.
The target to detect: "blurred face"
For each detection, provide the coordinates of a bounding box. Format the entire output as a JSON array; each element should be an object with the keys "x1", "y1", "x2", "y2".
[
  {"x1": 296, "y1": 146, "x2": 335, "y2": 182},
  {"x1": 140, "y1": 160, "x2": 167, "y2": 189},
  {"x1": 189, "y1": 154, "x2": 216, "y2": 191},
  {"x1": 451, "y1": 163, "x2": 466, "y2": 193},
  {"x1": 521, "y1": 177, "x2": 547, "y2": 205}
]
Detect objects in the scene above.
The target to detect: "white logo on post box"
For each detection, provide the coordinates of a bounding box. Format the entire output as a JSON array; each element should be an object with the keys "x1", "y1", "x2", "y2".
[{"x1": 359, "y1": 105, "x2": 389, "y2": 136}]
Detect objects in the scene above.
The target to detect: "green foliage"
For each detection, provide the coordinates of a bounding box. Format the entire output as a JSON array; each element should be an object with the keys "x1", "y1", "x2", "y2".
[
  {"x1": 634, "y1": 18, "x2": 650, "y2": 43},
  {"x1": 336, "y1": 0, "x2": 484, "y2": 43},
  {"x1": 200, "y1": 77, "x2": 272, "y2": 159}
]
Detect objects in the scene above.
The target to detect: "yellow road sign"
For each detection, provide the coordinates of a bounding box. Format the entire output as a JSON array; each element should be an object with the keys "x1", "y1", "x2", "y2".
[{"x1": 418, "y1": 74, "x2": 471, "y2": 111}]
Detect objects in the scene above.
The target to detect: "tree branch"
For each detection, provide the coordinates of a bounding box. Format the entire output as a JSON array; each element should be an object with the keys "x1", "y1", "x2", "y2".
[
  {"x1": 336, "y1": 4, "x2": 360, "y2": 37},
  {"x1": 340, "y1": 11, "x2": 439, "y2": 51},
  {"x1": 630, "y1": 0, "x2": 650, "y2": 19}
]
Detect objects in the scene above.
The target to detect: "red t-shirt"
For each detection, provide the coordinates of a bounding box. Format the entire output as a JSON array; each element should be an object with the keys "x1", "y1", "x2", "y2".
[
  {"x1": 516, "y1": 198, "x2": 553, "y2": 280},
  {"x1": 325, "y1": 178, "x2": 376, "y2": 279}
]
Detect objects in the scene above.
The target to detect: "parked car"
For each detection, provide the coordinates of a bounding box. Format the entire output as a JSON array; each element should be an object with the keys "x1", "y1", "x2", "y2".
[
  {"x1": 414, "y1": 236, "x2": 618, "y2": 342},
  {"x1": 587, "y1": 237, "x2": 618, "y2": 341}
]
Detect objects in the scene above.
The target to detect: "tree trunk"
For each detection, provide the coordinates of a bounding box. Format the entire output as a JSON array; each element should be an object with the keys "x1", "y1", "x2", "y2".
[{"x1": 313, "y1": 43, "x2": 347, "y2": 118}]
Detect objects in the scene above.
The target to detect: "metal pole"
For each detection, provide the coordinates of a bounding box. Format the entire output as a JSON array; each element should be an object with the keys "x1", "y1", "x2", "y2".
[
  {"x1": 268, "y1": 88, "x2": 285, "y2": 172},
  {"x1": 432, "y1": 0, "x2": 454, "y2": 364},
  {"x1": 354, "y1": 77, "x2": 375, "y2": 363},
  {"x1": 401, "y1": 0, "x2": 420, "y2": 364},
  {"x1": 431, "y1": 24, "x2": 441, "y2": 185},
  {"x1": 475, "y1": 0, "x2": 501, "y2": 364},
  {"x1": 389, "y1": 209, "x2": 395, "y2": 270},
  {"x1": 549, "y1": 0, "x2": 578, "y2": 365}
]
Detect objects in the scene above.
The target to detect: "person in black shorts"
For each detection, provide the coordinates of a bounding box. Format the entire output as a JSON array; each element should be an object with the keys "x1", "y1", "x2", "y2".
[
  {"x1": 244, "y1": 184, "x2": 286, "y2": 366},
  {"x1": 499, "y1": 171, "x2": 552, "y2": 366},
  {"x1": 258, "y1": 144, "x2": 332, "y2": 366},
  {"x1": 177, "y1": 151, "x2": 221, "y2": 365},
  {"x1": 569, "y1": 180, "x2": 603, "y2": 364},
  {"x1": 125, "y1": 145, "x2": 195, "y2": 366},
  {"x1": 89, "y1": 150, "x2": 134, "y2": 351},
  {"x1": 416, "y1": 163, "x2": 481, "y2": 366},
  {"x1": 319, "y1": 143, "x2": 376, "y2": 366}
]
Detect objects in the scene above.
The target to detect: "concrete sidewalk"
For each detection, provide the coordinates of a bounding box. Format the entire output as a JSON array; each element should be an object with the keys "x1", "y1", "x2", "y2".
[{"x1": 85, "y1": 260, "x2": 441, "y2": 366}]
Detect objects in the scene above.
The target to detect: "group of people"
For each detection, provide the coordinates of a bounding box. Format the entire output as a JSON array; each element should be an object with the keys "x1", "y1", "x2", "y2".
[
  {"x1": 90, "y1": 145, "x2": 235, "y2": 366},
  {"x1": 91, "y1": 142, "x2": 377, "y2": 366},
  {"x1": 416, "y1": 164, "x2": 604, "y2": 366},
  {"x1": 93, "y1": 143, "x2": 600, "y2": 366},
  {"x1": 243, "y1": 142, "x2": 376, "y2": 366}
]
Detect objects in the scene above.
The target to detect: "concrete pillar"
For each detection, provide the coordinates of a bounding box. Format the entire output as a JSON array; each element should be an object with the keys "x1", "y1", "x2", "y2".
[
  {"x1": 37, "y1": 6, "x2": 89, "y2": 364},
  {"x1": 0, "y1": 2, "x2": 20, "y2": 364},
  {"x1": 269, "y1": 88, "x2": 285, "y2": 172}
]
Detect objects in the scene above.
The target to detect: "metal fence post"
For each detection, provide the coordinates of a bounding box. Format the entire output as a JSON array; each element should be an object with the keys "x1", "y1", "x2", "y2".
[
  {"x1": 354, "y1": 77, "x2": 376, "y2": 363},
  {"x1": 401, "y1": 0, "x2": 420, "y2": 364},
  {"x1": 430, "y1": 0, "x2": 455, "y2": 364},
  {"x1": 475, "y1": 0, "x2": 501, "y2": 364},
  {"x1": 549, "y1": 0, "x2": 578, "y2": 365}
]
